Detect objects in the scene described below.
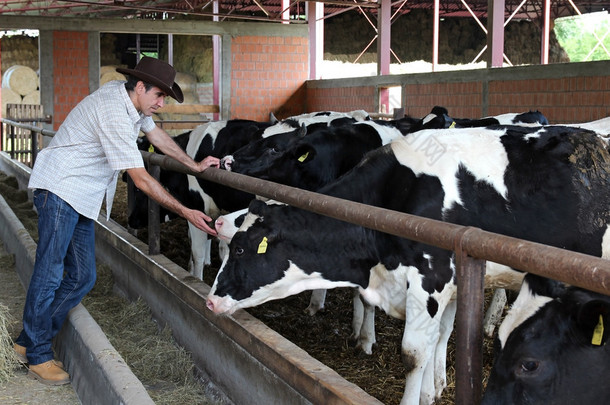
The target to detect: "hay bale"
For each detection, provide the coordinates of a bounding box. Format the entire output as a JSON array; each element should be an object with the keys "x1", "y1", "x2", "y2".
[
  {"x1": 22, "y1": 90, "x2": 40, "y2": 105},
  {"x1": 0, "y1": 302, "x2": 18, "y2": 384},
  {"x1": 1, "y1": 87, "x2": 22, "y2": 117},
  {"x1": 100, "y1": 71, "x2": 126, "y2": 86},
  {"x1": 100, "y1": 65, "x2": 125, "y2": 76},
  {"x1": 175, "y1": 72, "x2": 197, "y2": 94},
  {"x1": 2, "y1": 65, "x2": 38, "y2": 96}
]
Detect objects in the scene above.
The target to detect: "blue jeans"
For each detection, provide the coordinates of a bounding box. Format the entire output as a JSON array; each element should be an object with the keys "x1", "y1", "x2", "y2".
[{"x1": 16, "y1": 189, "x2": 97, "y2": 365}]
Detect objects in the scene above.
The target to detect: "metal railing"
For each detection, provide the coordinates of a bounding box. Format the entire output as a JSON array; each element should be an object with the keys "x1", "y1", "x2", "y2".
[{"x1": 4, "y1": 118, "x2": 610, "y2": 405}]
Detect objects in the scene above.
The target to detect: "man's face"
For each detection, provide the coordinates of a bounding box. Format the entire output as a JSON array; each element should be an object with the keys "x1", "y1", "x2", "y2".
[{"x1": 136, "y1": 81, "x2": 167, "y2": 116}]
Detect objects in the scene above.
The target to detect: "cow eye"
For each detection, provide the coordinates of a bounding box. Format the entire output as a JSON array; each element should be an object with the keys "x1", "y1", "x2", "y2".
[
  {"x1": 234, "y1": 247, "x2": 244, "y2": 256},
  {"x1": 520, "y1": 360, "x2": 539, "y2": 373}
]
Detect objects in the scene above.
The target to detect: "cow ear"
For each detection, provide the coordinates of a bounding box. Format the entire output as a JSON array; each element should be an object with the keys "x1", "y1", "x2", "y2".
[
  {"x1": 576, "y1": 298, "x2": 610, "y2": 346},
  {"x1": 298, "y1": 123, "x2": 307, "y2": 138},
  {"x1": 136, "y1": 136, "x2": 149, "y2": 151},
  {"x1": 295, "y1": 145, "x2": 315, "y2": 163},
  {"x1": 269, "y1": 112, "x2": 279, "y2": 124},
  {"x1": 249, "y1": 199, "x2": 269, "y2": 217}
]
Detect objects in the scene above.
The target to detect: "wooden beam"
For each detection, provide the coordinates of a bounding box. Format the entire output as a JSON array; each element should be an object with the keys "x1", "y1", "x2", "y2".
[{"x1": 157, "y1": 104, "x2": 220, "y2": 114}]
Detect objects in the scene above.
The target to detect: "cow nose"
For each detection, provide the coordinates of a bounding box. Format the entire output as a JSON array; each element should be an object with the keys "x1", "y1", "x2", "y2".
[
  {"x1": 220, "y1": 156, "x2": 233, "y2": 171},
  {"x1": 206, "y1": 298, "x2": 215, "y2": 312},
  {"x1": 215, "y1": 217, "x2": 224, "y2": 233}
]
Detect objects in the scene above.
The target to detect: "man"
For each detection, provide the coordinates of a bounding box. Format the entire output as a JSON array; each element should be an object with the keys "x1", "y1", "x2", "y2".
[{"x1": 13, "y1": 56, "x2": 219, "y2": 385}]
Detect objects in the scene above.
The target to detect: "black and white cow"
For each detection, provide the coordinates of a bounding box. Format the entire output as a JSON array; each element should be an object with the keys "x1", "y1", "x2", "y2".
[
  {"x1": 485, "y1": 110, "x2": 549, "y2": 126},
  {"x1": 483, "y1": 285, "x2": 610, "y2": 404},
  {"x1": 127, "y1": 118, "x2": 278, "y2": 278},
  {"x1": 227, "y1": 120, "x2": 404, "y2": 190},
  {"x1": 215, "y1": 108, "x2": 550, "y2": 351},
  {"x1": 128, "y1": 112, "x2": 372, "y2": 279},
  {"x1": 254, "y1": 109, "x2": 370, "y2": 139},
  {"x1": 215, "y1": 118, "x2": 408, "y2": 353},
  {"x1": 217, "y1": 112, "x2": 451, "y2": 352},
  {"x1": 428, "y1": 106, "x2": 549, "y2": 129},
  {"x1": 220, "y1": 109, "x2": 371, "y2": 172},
  {"x1": 206, "y1": 124, "x2": 610, "y2": 405}
]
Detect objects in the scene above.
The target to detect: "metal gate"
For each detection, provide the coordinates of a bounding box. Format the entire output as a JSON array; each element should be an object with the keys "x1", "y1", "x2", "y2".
[{"x1": 0, "y1": 103, "x2": 51, "y2": 167}]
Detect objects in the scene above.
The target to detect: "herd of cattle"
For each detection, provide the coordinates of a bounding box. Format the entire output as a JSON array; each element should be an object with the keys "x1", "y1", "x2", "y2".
[{"x1": 126, "y1": 107, "x2": 610, "y2": 405}]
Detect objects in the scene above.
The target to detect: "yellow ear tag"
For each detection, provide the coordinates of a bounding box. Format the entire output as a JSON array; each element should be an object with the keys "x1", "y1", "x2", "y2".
[
  {"x1": 449, "y1": 121, "x2": 456, "y2": 128},
  {"x1": 592, "y1": 314, "x2": 604, "y2": 346},
  {"x1": 298, "y1": 151, "x2": 309, "y2": 162},
  {"x1": 257, "y1": 236, "x2": 268, "y2": 254},
  {"x1": 148, "y1": 144, "x2": 155, "y2": 153}
]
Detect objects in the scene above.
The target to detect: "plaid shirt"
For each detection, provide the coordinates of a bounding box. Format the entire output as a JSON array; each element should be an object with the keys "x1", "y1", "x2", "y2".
[{"x1": 29, "y1": 80, "x2": 155, "y2": 220}]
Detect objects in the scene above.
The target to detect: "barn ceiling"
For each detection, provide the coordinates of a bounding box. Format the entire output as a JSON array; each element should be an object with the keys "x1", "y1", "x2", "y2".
[{"x1": 0, "y1": 0, "x2": 608, "y2": 23}]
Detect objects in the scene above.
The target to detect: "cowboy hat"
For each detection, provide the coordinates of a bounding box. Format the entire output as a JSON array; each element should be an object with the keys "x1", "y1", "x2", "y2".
[{"x1": 117, "y1": 56, "x2": 184, "y2": 103}]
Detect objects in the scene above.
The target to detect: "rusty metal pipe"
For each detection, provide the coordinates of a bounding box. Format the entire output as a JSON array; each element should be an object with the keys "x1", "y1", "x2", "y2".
[{"x1": 145, "y1": 152, "x2": 610, "y2": 296}]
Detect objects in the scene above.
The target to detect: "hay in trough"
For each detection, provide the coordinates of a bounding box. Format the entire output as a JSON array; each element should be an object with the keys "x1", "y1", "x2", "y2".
[
  {"x1": 82, "y1": 264, "x2": 222, "y2": 405},
  {"x1": 0, "y1": 302, "x2": 18, "y2": 384}
]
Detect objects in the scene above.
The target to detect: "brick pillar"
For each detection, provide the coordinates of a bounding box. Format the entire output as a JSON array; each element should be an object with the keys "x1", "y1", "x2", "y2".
[{"x1": 52, "y1": 31, "x2": 89, "y2": 130}]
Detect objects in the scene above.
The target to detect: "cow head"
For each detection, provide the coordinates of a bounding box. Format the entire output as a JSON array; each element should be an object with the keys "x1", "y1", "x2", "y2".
[
  {"x1": 483, "y1": 287, "x2": 610, "y2": 405},
  {"x1": 206, "y1": 199, "x2": 363, "y2": 315},
  {"x1": 214, "y1": 208, "x2": 248, "y2": 243},
  {"x1": 221, "y1": 123, "x2": 306, "y2": 173},
  {"x1": 206, "y1": 200, "x2": 293, "y2": 314}
]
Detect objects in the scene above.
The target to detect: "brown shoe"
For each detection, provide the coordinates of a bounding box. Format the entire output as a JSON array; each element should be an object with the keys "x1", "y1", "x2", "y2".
[
  {"x1": 28, "y1": 360, "x2": 70, "y2": 386},
  {"x1": 13, "y1": 343, "x2": 64, "y2": 369},
  {"x1": 13, "y1": 343, "x2": 27, "y2": 364}
]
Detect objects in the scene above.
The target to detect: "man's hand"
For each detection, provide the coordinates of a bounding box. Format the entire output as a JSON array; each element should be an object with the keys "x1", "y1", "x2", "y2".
[
  {"x1": 194, "y1": 156, "x2": 220, "y2": 172},
  {"x1": 183, "y1": 208, "x2": 218, "y2": 236},
  {"x1": 127, "y1": 167, "x2": 218, "y2": 237}
]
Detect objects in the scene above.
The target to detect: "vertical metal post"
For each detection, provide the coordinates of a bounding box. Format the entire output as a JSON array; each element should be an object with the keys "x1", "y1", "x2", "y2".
[
  {"x1": 487, "y1": 0, "x2": 505, "y2": 68},
  {"x1": 31, "y1": 128, "x2": 38, "y2": 166},
  {"x1": 541, "y1": 0, "x2": 551, "y2": 64},
  {"x1": 433, "y1": 0, "x2": 439, "y2": 71},
  {"x1": 454, "y1": 233, "x2": 485, "y2": 405},
  {"x1": 9, "y1": 124, "x2": 16, "y2": 160},
  {"x1": 147, "y1": 164, "x2": 161, "y2": 255}
]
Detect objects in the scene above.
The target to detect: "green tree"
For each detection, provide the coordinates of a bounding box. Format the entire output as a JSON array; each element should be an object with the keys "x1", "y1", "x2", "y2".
[{"x1": 555, "y1": 12, "x2": 610, "y2": 62}]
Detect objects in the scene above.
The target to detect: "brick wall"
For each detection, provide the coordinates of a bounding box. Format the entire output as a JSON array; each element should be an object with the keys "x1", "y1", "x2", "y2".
[
  {"x1": 231, "y1": 35, "x2": 308, "y2": 121},
  {"x1": 52, "y1": 31, "x2": 89, "y2": 130},
  {"x1": 403, "y1": 82, "x2": 484, "y2": 119},
  {"x1": 304, "y1": 63, "x2": 610, "y2": 124},
  {"x1": 488, "y1": 76, "x2": 610, "y2": 123},
  {"x1": 306, "y1": 86, "x2": 377, "y2": 114}
]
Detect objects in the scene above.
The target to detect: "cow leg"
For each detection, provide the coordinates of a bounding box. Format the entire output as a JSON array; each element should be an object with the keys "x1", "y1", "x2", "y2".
[
  {"x1": 352, "y1": 289, "x2": 376, "y2": 355},
  {"x1": 187, "y1": 223, "x2": 211, "y2": 280},
  {"x1": 305, "y1": 289, "x2": 326, "y2": 315},
  {"x1": 400, "y1": 269, "x2": 455, "y2": 405},
  {"x1": 418, "y1": 290, "x2": 455, "y2": 405},
  {"x1": 432, "y1": 297, "x2": 457, "y2": 399},
  {"x1": 400, "y1": 294, "x2": 436, "y2": 404},
  {"x1": 350, "y1": 288, "x2": 364, "y2": 341}
]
